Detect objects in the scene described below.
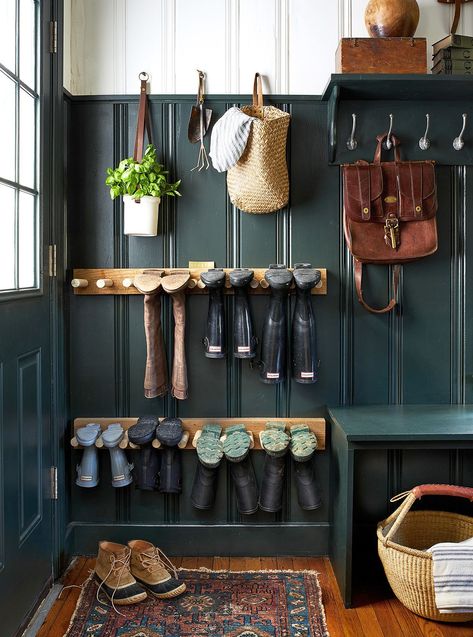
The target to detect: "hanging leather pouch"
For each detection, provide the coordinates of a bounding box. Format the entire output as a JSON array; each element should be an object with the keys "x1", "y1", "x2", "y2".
[{"x1": 342, "y1": 134, "x2": 438, "y2": 313}]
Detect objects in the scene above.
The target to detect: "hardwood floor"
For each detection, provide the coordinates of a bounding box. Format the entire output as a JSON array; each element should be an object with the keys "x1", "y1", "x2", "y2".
[{"x1": 36, "y1": 557, "x2": 473, "y2": 637}]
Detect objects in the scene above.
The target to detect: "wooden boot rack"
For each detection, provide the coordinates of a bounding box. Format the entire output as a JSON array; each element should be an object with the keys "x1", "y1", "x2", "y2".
[
  {"x1": 71, "y1": 417, "x2": 326, "y2": 451},
  {"x1": 70, "y1": 268, "x2": 328, "y2": 295}
]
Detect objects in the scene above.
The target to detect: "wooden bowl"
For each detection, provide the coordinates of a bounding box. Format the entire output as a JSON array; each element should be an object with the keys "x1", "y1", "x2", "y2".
[{"x1": 365, "y1": 0, "x2": 420, "y2": 37}]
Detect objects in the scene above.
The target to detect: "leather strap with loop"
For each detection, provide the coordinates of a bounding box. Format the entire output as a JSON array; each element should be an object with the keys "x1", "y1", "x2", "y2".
[
  {"x1": 252, "y1": 72, "x2": 264, "y2": 118},
  {"x1": 354, "y1": 260, "x2": 400, "y2": 314},
  {"x1": 133, "y1": 72, "x2": 153, "y2": 162},
  {"x1": 374, "y1": 133, "x2": 401, "y2": 164}
]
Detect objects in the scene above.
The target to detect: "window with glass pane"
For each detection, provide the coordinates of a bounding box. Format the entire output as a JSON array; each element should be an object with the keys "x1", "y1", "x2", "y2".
[{"x1": 0, "y1": 0, "x2": 39, "y2": 293}]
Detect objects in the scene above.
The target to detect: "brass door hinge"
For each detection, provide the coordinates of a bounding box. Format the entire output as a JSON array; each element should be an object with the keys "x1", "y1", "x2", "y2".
[
  {"x1": 50, "y1": 466, "x2": 58, "y2": 500},
  {"x1": 49, "y1": 21, "x2": 58, "y2": 54},
  {"x1": 48, "y1": 244, "x2": 57, "y2": 277}
]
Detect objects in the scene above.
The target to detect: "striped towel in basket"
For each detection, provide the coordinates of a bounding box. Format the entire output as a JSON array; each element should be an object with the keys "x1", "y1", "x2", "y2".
[{"x1": 429, "y1": 536, "x2": 473, "y2": 613}]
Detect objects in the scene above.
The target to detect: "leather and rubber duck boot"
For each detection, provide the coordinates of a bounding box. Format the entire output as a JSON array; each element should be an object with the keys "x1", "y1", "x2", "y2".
[
  {"x1": 191, "y1": 424, "x2": 223, "y2": 510},
  {"x1": 289, "y1": 424, "x2": 322, "y2": 511},
  {"x1": 102, "y1": 424, "x2": 134, "y2": 487},
  {"x1": 259, "y1": 423, "x2": 290, "y2": 512},
  {"x1": 75, "y1": 423, "x2": 101, "y2": 487},
  {"x1": 156, "y1": 417, "x2": 183, "y2": 494},
  {"x1": 292, "y1": 264, "x2": 320, "y2": 384},
  {"x1": 201, "y1": 268, "x2": 226, "y2": 358},
  {"x1": 94, "y1": 541, "x2": 147, "y2": 607},
  {"x1": 259, "y1": 265, "x2": 293, "y2": 384},
  {"x1": 128, "y1": 540, "x2": 186, "y2": 599},
  {"x1": 128, "y1": 416, "x2": 160, "y2": 491},
  {"x1": 229, "y1": 268, "x2": 257, "y2": 359},
  {"x1": 223, "y1": 425, "x2": 258, "y2": 514}
]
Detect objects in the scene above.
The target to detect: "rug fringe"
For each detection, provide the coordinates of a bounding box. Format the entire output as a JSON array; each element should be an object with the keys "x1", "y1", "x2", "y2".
[
  {"x1": 62, "y1": 571, "x2": 94, "y2": 637},
  {"x1": 178, "y1": 567, "x2": 321, "y2": 575}
]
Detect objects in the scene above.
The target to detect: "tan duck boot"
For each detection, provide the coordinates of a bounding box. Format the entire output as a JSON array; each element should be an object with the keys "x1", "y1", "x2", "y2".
[
  {"x1": 94, "y1": 541, "x2": 147, "y2": 606},
  {"x1": 128, "y1": 540, "x2": 186, "y2": 599}
]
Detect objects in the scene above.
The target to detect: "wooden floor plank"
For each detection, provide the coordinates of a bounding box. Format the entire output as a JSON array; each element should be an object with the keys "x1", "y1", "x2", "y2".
[{"x1": 36, "y1": 556, "x2": 473, "y2": 637}]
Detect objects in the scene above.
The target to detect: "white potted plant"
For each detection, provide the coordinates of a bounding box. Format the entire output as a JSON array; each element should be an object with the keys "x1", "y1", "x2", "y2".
[{"x1": 105, "y1": 144, "x2": 181, "y2": 236}]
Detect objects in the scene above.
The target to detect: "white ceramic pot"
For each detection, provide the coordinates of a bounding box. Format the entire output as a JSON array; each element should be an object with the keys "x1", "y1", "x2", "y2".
[{"x1": 123, "y1": 195, "x2": 160, "y2": 236}]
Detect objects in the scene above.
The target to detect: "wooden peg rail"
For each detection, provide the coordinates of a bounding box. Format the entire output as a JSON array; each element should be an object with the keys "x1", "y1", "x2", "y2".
[
  {"x1": 70, "y1": 268, "x2": 328, "y2": 296},
  {"x1": 71, "y1": 417, "x2": 326, "y2": 451}
]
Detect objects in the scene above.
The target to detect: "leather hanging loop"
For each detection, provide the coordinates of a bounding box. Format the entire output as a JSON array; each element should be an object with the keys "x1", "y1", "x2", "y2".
[
  {"x1": 354, "y1": 260, "x2": 400, "y2": 314},
  {"x1": 451, "y1": 0, "x2": 462, "y2": 35},
  {"x1": 252, "y1": 72, "x2": 264, "y2": 117},
  {"x1": 133, "y1": 72, "x2": 153, "y2": 162},
  {"x1": 374, "y1": 134, "x2": 401, "y2": 164},
  {"x1": 197, "y1": 69, "x2": 205, "y2": 104}
]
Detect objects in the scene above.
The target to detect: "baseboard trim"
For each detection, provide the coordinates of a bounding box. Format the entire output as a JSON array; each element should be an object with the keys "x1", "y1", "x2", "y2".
[{"x1": 66, "y1": 522, "x2": 329, "y2": 557}]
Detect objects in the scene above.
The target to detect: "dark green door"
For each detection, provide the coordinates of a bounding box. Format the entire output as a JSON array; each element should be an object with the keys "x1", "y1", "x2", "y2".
[{"x1": 0, "y1": 1, "x2": 54, "y2": 634}]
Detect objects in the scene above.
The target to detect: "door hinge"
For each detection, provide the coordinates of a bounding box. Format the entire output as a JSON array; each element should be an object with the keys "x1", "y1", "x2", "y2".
[
  {"x1": 50, "y1": 466, "x2": 58, "y2": 500},
  {"x1": 48, "y1": 244, "x2": 57, "y2": 277},
  {"x1": 49, "y1": 21, "x2": 58, "y2": 54}
]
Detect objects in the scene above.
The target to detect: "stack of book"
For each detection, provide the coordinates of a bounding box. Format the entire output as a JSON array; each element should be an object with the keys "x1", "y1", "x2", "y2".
[{"x1": 432, "y1": 34, "x2": 473, "y2": 75}]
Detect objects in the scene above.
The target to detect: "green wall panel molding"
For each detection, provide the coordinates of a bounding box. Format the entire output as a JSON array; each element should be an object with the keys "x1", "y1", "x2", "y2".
[{"x1": 66, "y1": 91, "x2": 473, "y2": 561}]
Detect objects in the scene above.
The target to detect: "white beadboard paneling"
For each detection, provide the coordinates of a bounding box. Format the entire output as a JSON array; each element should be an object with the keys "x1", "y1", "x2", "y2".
[
  {"x1": 124, "y1": 0, "x2": 165, "y2": 94},
  {"x1": 238, "y1": 0, "x2": 277, "y2": 95},
  {"x1": 175, "y1": 0, "x2": 227, "y2": 94},
  {"x1": 289, "y1": 0, "x2": 339, "y2": 94},
  {"x1": 70, "y1": 0, "x2": 116, "y2": 95},
  {"x1": 65, "y1": 0, "x2": 473, "y2": 95}
]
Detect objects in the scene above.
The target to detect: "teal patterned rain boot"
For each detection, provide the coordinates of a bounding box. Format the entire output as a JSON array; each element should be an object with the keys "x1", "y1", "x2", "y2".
[
  {"x1": 289, "y1": 424, "x2": 322, "y2": 511},
  {"x1": 191, "y1": 424, "x2": 224, "y2": 510},
  {"x1": 289, "y1": 424, "x2": 318, "y2": 462},
  {"x1": 260, "y1": 422, "x2": 290, "y2": 457},
  {"x1": 222, "y1": 424, "x2": 252, "y2": 462},
  {"x1": 223, "y1": 425, "x2": 258, "y2": 515},
  {"x1": 196, "y1": 424, "x2": 224, "y2": 468},
  {"x1": 259, "y1": 422, "x2": 290, "y2": 513}
]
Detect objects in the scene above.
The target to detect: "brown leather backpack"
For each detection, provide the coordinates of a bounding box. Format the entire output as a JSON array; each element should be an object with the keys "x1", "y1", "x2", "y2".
[{"x1": 342, "y1": 134, "x2": 438, "y2": 313}]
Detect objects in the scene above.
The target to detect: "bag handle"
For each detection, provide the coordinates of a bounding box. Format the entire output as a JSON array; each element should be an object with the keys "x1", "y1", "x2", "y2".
[
  {"x1": 133, "y1": 72, "x2": 153, "y2": 162},
  {"x1": 452, "y1": 0, "x2": 462, "y2": 35},
  {"x1": 354, "y1": 260, "x2": 400, "y2": 314},
  {"x1": 374, "y1": 134, "x2": 401, "y2": 164},
  {"x1": 252, "y1": 73, "x2": 264, "y2": 114},
  {"x1": 382, "y1": 484, "x2": 473, "y2": 545}
]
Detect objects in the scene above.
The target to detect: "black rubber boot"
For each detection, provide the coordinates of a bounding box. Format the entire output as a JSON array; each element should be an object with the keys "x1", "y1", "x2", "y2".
[
  {"x1": 292, "y1": 263, "x2": 320, "y2": 384},
  {"x1": 201, "y1": 269, "x2": 226, "y2": 358},
  {"x1": 191, "y1": 463, "x2": 220, "y2": 510},
  {"x1": 260, "y1": 265, "x2": 293, "y2": 384},
  {"x1": 229, "y1": 456, "x2": 259, "y2": 515},
  {"x1": 128, "y1": 416, "x2": 160, "y2": 491},
  {"x1": 259, "y1": 455, "x2": 286, "y2": 512},
  {"x1": 229, "y1": 268, "x2": 257, "y2": 359},
  {"x1": 293, "y1": 458, "x2": 322, "y2": 511},
  {"x1": 156, "y1": 417, "x2": 183, "y2": 494}
]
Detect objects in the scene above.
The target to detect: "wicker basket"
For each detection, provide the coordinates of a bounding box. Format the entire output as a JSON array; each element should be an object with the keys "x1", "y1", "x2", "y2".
[{"x1": 377, "y1": 484, "x2": 473, "y2": 622}]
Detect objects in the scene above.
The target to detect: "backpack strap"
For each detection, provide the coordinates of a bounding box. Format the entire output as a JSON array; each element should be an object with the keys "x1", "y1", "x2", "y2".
[{"x1": 354, "y1": 260, "x2": 400, "y2": 314}]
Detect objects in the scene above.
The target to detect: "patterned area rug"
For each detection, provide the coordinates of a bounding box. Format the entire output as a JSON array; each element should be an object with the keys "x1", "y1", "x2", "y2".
[{"x1": 65, "y1": 569, "x2": 329, "y2": 636}]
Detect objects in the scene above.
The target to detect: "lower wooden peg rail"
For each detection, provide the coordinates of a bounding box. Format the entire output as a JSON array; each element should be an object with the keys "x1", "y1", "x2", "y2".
[
  {"x1": 71, "y1": 417, "x2": 326, "y2": 451},
  {"x1": 70, "y1": 268, "x2": 328, "y2": 296}
]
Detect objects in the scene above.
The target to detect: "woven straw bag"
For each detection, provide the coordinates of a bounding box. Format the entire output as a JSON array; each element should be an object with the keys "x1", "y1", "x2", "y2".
[
  {"x1": 377, "y1": 484, "x2": 473, "y2": 622},
  {"x1": 227, "y1": 73, "x2": 291, "y2": 214}
]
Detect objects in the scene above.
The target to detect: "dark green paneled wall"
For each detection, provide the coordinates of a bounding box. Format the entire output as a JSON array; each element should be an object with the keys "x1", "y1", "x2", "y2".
[{"x1": 65, "y1": 94, "x2": 473, "y2": 556}]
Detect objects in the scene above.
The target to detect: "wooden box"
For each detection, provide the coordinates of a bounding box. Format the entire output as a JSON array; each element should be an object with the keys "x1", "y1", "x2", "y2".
[{"x1": 336, "y1": 38, "x2": 427, "y2": 74}]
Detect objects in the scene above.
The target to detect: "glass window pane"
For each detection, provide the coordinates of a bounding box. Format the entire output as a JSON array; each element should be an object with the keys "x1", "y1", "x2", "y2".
[
  {"x1": 18, "y1": 191, "x2": 36, "y2": 288},
  {"x1": 0, "y1": 71, "x2": 16, "y2": 182},
  {"x1": 19, "y1": 89, "x2": 35, "y2": 188},
  {"x1": 0, "y1": 0, "x2": 16, "y2": 73},
  {"x1": 20, "y1": 0, "x2": 36, "y2": 90},
  {"x1": 0, "y1": 184, "x2": 16, "y2": 290}
]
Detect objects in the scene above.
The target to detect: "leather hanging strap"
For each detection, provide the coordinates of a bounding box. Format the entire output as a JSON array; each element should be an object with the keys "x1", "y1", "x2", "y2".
[
  {"x1": 252, "y1": 72, "x2": 264, "y2": 117},
  {"x1": 133, "y1": 72, "x2": 153, "y2": 162},
  {"x1": 451, "y1": 0, "x2": 462, "y2": 35},
  {"x1": 374, "y1": 134, "x2": 401, "y2": 164},
  {"x1": 354, "y1": 260, "x2": 400, "y2": 314}
]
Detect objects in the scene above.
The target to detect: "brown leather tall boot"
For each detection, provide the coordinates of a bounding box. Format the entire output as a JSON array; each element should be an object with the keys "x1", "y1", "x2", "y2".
[
  {"x1": 134, "y1": 271, "x2": 168, "y2": 398},
  {"x1": 161, "y1": 272, "x2": 190, "y2": 400},
  {"x1": 94, "y1": 541, "x2": 147, "y2": 606},
  {"x1": 128, "y1": 540, "x2": 186, "y2": 599}
]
